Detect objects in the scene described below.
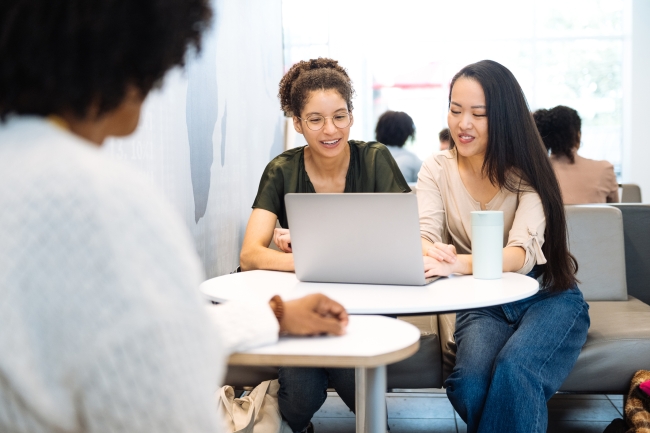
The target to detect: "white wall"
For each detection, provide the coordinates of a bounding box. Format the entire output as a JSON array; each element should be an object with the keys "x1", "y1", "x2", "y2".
[
  {"x1": 104, "y1": 0, "x2": 284, "y2": 278},
  {"x1": 623, "y1": 0, "x2": 650, "y2": 200}
]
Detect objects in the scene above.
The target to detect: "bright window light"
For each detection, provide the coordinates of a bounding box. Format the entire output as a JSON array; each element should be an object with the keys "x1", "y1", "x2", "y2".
[{"x1": 282, "y1": 0, "x2": 625, "y2": 175}]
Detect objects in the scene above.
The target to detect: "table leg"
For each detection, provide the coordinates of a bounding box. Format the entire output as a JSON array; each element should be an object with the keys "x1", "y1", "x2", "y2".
[
  {"x1": 365, "y1": 365, "x2": 387, "y2": 433},
  {"x1": 355, "y1": 367, "x2": 366, "y2": 433}
]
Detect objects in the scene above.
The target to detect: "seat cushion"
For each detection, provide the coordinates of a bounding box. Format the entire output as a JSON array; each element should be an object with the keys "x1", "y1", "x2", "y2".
[
  {"x1": 223, "y1": 315, "x2": 443, "y2": 389},
  {"x1": 438, "y1": 312, "x2": 456, "y2": 384},
  {"x1": 559, "y1": 297, "x2": 650, "y2": 393},
  {"x1": 388, "y1": 314, "x2": 442, "y2": 389},
  {"x1": 565, "y1": 205, "x2": 627, "y2": 301},
  {"x1": 223, "y1": 365, "x2": 279, "y2": 389},
  {"x1": 610, "y1": 204, "x2": 650, "y2": 305}
]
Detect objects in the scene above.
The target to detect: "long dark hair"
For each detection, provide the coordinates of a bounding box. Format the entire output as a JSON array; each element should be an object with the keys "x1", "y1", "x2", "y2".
[
  {"x1": 449, "y1": 60, "x2": 577, "y2": 292},
  {"x1": 533, "y1": 105, "x2": 582, "y2": 163}
]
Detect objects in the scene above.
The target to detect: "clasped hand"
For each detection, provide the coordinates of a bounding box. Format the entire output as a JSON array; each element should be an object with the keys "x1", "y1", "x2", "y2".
[
  {"x1": 281, "y1": 294, "x2": 348, "y2": 336},
  {"x1": 273, "y1": 228, "x2": 292, "y2": 252},
  {"x1": 423, "y1": 242, "x2": 458, "y2": 277}
]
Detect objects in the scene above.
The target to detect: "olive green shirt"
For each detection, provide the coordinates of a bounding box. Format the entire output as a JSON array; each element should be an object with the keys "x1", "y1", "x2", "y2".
[{"x1": 252, "y1": 140, "x2": 411, "y2": 228}]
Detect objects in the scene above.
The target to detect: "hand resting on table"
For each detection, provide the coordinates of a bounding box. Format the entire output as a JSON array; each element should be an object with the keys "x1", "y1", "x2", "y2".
[{"x1": 275, "y1": 293, "x2": 348, "y2": 336}]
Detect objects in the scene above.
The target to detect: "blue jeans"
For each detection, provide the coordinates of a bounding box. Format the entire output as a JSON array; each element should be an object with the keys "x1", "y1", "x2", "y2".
[
  {"x1": 445, "y1": 269, "x2": 590, "y2": 433},
  {"x1": 278, "y1": 367, "x2": 355, "y2": 432}
]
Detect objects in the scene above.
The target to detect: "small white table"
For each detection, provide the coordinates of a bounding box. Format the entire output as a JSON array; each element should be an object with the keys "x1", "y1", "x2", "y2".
[
  {"x1": 200, "y1": 270, "x2": 539, "y2": 315},
  {"x1": 229, "y1": 315, "x2": 420, "y2": 433}
]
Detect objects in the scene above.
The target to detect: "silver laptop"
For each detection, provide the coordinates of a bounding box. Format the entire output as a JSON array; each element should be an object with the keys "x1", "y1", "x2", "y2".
[{"x1": 285, "y1": 193, "x2": 439, "y2": 286}]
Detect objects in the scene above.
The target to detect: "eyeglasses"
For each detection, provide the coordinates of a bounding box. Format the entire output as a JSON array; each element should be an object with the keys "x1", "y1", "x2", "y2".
[{"x1": 297, "y1": 112, "x2": 352, "y2": 131}]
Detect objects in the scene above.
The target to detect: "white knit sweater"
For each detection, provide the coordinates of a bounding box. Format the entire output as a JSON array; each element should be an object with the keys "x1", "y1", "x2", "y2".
[{"x1": 0, "y1": 117, "x2": 279, "y2": 432}]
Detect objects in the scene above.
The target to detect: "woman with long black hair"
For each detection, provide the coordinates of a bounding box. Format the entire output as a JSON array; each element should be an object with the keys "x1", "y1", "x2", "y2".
[{"x1": 417, "y1": 60, "x2": 590, "y2": 432}]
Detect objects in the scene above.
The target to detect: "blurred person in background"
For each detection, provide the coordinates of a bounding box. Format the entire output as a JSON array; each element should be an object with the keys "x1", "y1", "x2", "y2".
[
  {"x1": 375, "y1": 110, "x2": 422, "y2": 182},
  {"x1": 533, "y1": 105, "x2": 618, "y2": 204},
  {"x1": 0, "y1": 1, "x2": 348, "y2": 432},
  {"x1": 439, "y1": 127, "x2": 451, "y2": 151}
]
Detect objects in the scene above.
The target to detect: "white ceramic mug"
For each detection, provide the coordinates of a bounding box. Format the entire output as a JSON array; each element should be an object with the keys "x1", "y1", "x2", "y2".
[{"x1": 471, "y1": 211, "x2": 504, "y2": 280}]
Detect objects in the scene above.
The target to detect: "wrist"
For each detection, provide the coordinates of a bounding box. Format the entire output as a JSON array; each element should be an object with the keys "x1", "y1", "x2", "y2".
[
  {"x1": 269, "y1": 295, "x2": 284, "y2": 328},
  {"x1": 454, "y1": 254, "x2": 472, "y2": 275}
]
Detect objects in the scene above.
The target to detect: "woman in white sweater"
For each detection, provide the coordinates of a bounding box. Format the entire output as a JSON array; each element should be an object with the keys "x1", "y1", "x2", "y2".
[{"x1": 0, "y1": 1, "x2": 347, "y2": 432}]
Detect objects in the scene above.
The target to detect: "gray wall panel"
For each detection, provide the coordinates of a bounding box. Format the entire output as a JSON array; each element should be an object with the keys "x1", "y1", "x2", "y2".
[{"x1": 104, "y1": 0, "x2": 284, "y2": 278}]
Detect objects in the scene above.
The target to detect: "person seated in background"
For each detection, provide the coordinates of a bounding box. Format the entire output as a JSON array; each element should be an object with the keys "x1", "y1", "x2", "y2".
[
  {"x1": 533, "y1": 105, "x2": 619, "y2": 204},
  {"x1": 239, "y1": 57, "x2": 409, "y2": 432},
  {"x1": 0, "y1": 2, "x2": 348, "y2": 432},
  {"x1": 439, "y1": 127, "x2": 451, "y2": 151},
  {"x1": 375, "y1": 110, "x2": 422, "y2": 182}
]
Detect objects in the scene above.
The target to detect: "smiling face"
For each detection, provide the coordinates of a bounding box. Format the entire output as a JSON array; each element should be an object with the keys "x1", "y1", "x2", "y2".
[
  {"x1": 447, "y1": 77, "x2": 489, "y2": 160},
  {"x1": 293, "y1": 89, "x2": 353, "y2": 160}
]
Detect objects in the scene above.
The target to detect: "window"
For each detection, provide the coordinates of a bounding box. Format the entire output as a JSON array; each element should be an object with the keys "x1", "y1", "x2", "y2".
[{"x1": 282, "y1": 0, "x2": 626, "y2": 175}]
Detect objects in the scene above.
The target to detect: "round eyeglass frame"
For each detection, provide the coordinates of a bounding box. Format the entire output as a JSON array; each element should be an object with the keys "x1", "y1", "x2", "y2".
[{"x1": 297, "y1": 112, "x2": 352, "y2": 131}]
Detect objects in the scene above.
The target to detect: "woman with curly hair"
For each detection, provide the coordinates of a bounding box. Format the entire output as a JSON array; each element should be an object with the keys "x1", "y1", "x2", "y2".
[
  {"x1": 240, "y1": 57, "x2": 409, "y2": 432},
  {"x1": 240, "y1": 58, "x2": 409, "y2": 271},
  {"x1": 533, "y1": 105, "x2": 619, "y2": 204},
  {"x1": 418, "y1": 60, "x2": 590, "y2": 432},
  {"x1": 0, "y1": 2, "x2": 349, "y2": 431}
]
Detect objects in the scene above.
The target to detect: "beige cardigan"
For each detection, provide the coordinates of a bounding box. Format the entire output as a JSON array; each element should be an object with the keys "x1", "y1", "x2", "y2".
[{"x1": 417, "y1": 149, "x2": 547, "y2": 275}]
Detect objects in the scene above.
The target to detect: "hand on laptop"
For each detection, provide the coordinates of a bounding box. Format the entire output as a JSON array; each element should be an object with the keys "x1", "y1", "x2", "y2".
[
  {"x1": 280, "y1": 294, "x2": 348, "y2": 336},
  {"x1": 273, "y1": 228, "x2": 292, "y2": 252},
  {"x1": 427, "y1": 242, "x2": 457, "y2": 264},
  {"x1": 424, "y1": 242, "x2": 458, "y2": 277}
]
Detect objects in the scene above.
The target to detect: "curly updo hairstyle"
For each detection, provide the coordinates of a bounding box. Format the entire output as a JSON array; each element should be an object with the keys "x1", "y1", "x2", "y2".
[
  {"x1": 533, "y1": 106, "x2": 582, "y2": 164},
  {"x1": 375, "y1": 111, "x2": 416, "y2": 147},
  {"x1": 0, "y1": 0, "x2": 212, "y2": 120},
  {"x1": 278, "y1": 58, "x2": 355, "y2": 117}
]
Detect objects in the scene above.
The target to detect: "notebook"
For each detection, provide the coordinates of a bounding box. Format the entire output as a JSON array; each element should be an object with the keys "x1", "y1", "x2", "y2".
[{"x1": 285, "y1": 193, "x2": 439, "y2": 285}]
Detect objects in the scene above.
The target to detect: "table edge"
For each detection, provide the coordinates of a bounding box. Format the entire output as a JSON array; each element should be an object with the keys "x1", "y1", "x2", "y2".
[{"x1": 227, "y1": 339, "x2": 420, "y2": 368}]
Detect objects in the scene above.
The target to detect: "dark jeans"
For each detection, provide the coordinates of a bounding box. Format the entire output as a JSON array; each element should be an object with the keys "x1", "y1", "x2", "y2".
[
  {"x1": 445, "y1": 267, "x2": 590, "y2": 433},
  {"x1": 278, "y1": 367, "x2": 355, "y2": 432}
]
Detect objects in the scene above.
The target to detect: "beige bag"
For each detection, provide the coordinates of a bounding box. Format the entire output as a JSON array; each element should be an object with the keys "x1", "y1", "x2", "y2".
[{"x1": 217, "y1": 379, "x2": 293, "y2": 433}]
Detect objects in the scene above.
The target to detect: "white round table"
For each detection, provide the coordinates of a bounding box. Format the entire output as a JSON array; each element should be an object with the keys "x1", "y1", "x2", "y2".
[
  {"x1": 205, "y1": 270, "x2": 539, "y2": 432},
  {"x1": 229, "y1": 315, "x2": 420, "y2": 433},
  {"x1": 200, "y1": 270, "x2": 539, "y2": 315}
]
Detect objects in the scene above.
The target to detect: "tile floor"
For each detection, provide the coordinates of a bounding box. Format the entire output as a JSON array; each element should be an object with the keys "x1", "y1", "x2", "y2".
[{"x1": 312, "y1": 390, "x2": 624, "y2": 433}]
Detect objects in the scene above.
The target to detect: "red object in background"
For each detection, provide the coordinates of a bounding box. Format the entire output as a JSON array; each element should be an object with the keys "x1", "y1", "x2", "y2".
[
  {"x1": 640, "y1": 380, "x2": 650, "y2": 396},
  {"x1": 372, "y1": 82, "x2": 443, "y2": 90}
]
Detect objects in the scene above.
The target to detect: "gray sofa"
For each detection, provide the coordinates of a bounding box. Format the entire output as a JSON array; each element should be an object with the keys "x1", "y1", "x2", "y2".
[
  {"x1": 611, "y1": 204, "x2": 650, "y2": 305},
  {"x1": 226, "y1": 204, "x2": 650, "y2": 395}
]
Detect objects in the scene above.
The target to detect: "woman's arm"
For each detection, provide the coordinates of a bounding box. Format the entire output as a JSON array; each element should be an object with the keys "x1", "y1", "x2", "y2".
[
  {"x1": 422, "y1": 237, "x2": 525, "y2": 277},
  {"x1": 505, "y1": 190, "x2": 547, "y2": 274},
  {"x1": 503, "y1": 246, "x2": 526, "y2": 272},
  {"x1": 240, "y1": 208, "x2": 295, "y2": 272}
]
